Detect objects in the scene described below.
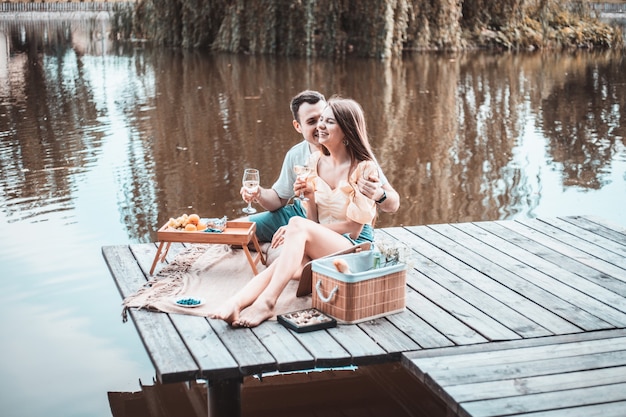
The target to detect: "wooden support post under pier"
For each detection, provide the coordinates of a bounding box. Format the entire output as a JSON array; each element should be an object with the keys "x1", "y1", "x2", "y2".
[{"x1": 208, "y1": 378, "x2": 242, "y2": 417}]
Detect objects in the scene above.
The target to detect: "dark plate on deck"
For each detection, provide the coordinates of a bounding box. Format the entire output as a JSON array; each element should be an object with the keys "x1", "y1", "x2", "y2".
[{"x1": 277, "y1": 308, "x2": 337, "y2": 333}]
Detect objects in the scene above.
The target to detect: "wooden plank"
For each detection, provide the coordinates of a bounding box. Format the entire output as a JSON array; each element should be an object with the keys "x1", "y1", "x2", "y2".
[
  {"x1": 130, "y1": 242, "x2": 297, "y2": 378},
  {"x1": 441, "y1": 220, "x2": 622, "y2": 329},
  {"x1": 130, "y1": 242, "x2": 187, "y2": 276},
  {"x1": 102, "y1": 245, "x2": 199, "y2": 383},
  {"x1": 357, "y1": 316, "x2": 421, "y2": 357},
  {"x1": 207, "y1": 319, "x2": 277, "y2": 376},
  {"x1": 496, "y1": 220, "x2": 626, "y2": 298},
  {"x1": 410, "y1": 336, "x2": 626, "y2": 372},
  {"x1": 428, "y1": 332, "x2": 626, "y2": 417},
  {"x1": 501, "y1": 400, "x2": 626, "y2": 417},
  {"x1": 327, "y1": 323, "x2": 389, "y2": 365},
  {"x1": 169, "y1": 314, "x2": 241, "y2": 380},
  {"x1": 103, "y1": 245, "x2": 150, "y2": 297},
  {"x1": 125, "y1": 309, "x2": 202, "y2": 383},
  {"x1": 129, "y1": 242, "x2": 256, "y2": 380},
  {"x1": 419, "y1": 349, "x2": 626, "y2": 386},
  {"x1": 542, "y1": 217, "x2": 626, "y2": 259},
  {"x1": 409, "y1": 267, "x2": 522, "y2": 341},
  {"x1": 447, "y1": 365, "x2": 626, "y2": 402},
  {"x1": 564, "y1": 215, "x2": 626, "y2": 245},
  {"x1": 403, "y1": 225, "x2": 574, "y2": 336},
  {"x1": 403, "y1": 277, "x2": 487, "y2": 345},
  {"x1": 462, "y1": 222, "x2": 625, "y2": 328},
  {"x1": 401, "y1": 330, "x2": 626, "y2": 388},
  {"x1": 403, "y1": 328, "x2": 626, "y2": 361},
  {"x1": 461, "y1": 382, "x2": 626, "y2": 417},
  {"x1": 496, "y1": 219, "x2": 626, "y2": 317},
  {"x1": 290, "y1": 329, "x2": 353, "y2": 368},
  {"x1": 385, "y1": 300, "x2": 456, "y2": 349},
  {"x1": 382, "y1": 229, "x2": 528, "y2": 340},
  {"x1": 372, "y1": 229, "x2": 486, "y2": 351},
  {"x1": 405, "y1": 344, "x2": 626, "y2": 417},
  {"x1": 251, "y1": 321, "x2": 316, "y2": 372},
  {"x1": 518, "y1": 218, "x2": 626, "y2": 273},
  {"x1": 425, "y1": 223, "x2": 584, "y2": 334}
]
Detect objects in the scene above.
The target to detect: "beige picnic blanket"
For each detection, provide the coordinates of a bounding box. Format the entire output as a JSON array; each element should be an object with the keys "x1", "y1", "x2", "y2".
[{"x1": 122, "y1": 243, "x2": 311, "y2": 321}]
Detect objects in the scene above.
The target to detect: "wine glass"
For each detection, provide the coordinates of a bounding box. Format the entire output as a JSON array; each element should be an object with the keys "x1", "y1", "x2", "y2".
[
  {"x1": 242, "y1": 168, "x2": 259, "y2": 214},
  {"x1": 293, "y1": 164, "x2": 312, "y2": 201}
]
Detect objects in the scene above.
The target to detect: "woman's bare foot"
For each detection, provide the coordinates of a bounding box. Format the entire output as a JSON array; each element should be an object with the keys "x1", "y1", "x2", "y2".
[
  {"x1": 211, "y1": 299, "x2": 242, "y2": 327},
  {"x1": 236, "y1": 298, "x2": 275, "y2": 328}
]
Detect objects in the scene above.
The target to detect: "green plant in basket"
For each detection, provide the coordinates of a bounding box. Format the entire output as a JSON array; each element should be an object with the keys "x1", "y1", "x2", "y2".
[{"x1": 373, "y1": 238, "x2": 413, "y2": 268}]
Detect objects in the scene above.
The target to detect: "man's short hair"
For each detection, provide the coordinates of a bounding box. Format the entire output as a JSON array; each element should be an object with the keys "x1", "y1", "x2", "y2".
[{"x1": 290, "y1": 90, "x2": 326, "y2": 122}]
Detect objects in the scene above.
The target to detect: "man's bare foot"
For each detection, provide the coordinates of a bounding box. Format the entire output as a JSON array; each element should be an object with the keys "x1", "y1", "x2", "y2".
[
  {"x1": 211, "y1": 300, "x2": 242, "y2": 327},
  {"x1": 236, "y1": 299, "x2": 275, "y2": 328}
]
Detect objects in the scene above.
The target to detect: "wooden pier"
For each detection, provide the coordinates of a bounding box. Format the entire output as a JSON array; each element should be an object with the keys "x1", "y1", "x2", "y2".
[{"x1": 102, "y1": 215, "x2": 626, "y2": 417}]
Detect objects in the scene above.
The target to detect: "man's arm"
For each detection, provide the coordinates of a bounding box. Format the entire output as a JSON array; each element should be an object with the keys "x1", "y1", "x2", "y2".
[
  {"x1": 357, "y1": 176, "x2": 400, "y2": 214},
  {"x1": 376, "y1": 183, "x2": 400, "y2": 213},
  {"x1": 253, "y1": 186, "x2": 288, "y2": 212},
  {"x1": 370, "y1": 164, "x2": 400, "y2": 213},
  {"x1": 242, "y1": 142, "x2": 309, "y2": 212}
]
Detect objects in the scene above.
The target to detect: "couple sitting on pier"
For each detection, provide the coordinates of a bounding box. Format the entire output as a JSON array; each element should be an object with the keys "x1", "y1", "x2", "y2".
[{"x1": 212, "y1": 91, "x2": 399, "y2": 328}]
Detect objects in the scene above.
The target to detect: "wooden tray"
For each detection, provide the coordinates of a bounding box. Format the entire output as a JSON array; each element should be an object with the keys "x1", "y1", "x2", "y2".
[
  {"x1": 150, "y1": 221, "x2": 265, "y2": 275},
  {"x1": 157, "y1": 221, "x2": 257, "y2": 245}
]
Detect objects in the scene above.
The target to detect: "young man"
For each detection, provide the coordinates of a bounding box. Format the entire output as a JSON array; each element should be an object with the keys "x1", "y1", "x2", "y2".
[{"x1": 243, "y1": 90, "x2": 399, "y2": 243}]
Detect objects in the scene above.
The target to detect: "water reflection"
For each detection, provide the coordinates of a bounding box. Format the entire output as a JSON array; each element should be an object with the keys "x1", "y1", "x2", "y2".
[
  {"x1": 0, "y1": 17, "x2": 111, "y2": 226},
  {"x1": 2, "y1": 19, "x2": 626, "y2": 239},
  {"x1": 0, "y1": 15, "x2": 625, "y2": 417},
  {"x1": 541, "y1": 52, "x2": 626, "y2": 189}
]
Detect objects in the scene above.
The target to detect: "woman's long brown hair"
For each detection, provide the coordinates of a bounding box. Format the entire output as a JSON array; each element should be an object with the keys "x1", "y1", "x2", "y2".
[{"x1": 325, "y1": 96, "x2": 376, "y2": 168}]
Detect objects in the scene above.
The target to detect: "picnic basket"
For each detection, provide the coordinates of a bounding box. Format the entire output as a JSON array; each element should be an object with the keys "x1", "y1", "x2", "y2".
[{"x1": 311, "y1": 251, "x2": 407, "y2": 324}]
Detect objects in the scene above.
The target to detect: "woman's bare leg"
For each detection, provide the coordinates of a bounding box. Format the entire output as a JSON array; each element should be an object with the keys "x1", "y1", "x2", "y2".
[
  {"x1": 211, "y1": 262, "x2": 277, "y2": 325},
  {"x1": 237, "y1": 217, "x2": 355, "y2": 327}
]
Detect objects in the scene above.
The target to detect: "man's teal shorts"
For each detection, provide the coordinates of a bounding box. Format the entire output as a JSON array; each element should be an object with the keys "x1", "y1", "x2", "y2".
[{"x1": 248, "y1": 200, "x2": 307, "y2": 242}]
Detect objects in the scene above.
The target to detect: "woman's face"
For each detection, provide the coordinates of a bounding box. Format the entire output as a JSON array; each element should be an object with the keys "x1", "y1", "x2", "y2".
[{"x1": 317, "y1": 106, "x2": 345, "y2": 148}]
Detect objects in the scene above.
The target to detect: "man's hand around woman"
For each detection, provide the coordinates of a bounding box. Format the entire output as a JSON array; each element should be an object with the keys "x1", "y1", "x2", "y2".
[{"x1": 357, "y1": 175, "x2": 384, "y2": 202}]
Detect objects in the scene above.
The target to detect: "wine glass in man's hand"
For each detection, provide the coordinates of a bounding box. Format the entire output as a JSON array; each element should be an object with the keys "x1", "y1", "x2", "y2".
[{"x1": 242, "y1": 168, "x2": 260, "y2": 214}]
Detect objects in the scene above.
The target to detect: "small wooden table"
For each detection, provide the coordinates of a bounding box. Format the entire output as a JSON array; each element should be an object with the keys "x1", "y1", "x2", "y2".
[{"x1": 149, "y1": 221, "x2": 265, "y2": 275}]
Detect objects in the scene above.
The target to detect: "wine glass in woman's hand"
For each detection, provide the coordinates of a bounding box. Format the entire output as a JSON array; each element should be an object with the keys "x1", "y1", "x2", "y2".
[
  {"x1": 293, "y1": 165, "x2": 312, "y2": 201},
  {"x1": 242, "y1": 168, "x2": 259, "y2": 214}
]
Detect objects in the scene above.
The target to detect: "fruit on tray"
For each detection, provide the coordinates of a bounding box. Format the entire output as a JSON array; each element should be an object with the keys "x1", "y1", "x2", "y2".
[{"x1": 167, "y1": 213, "x2": 207, "y2": 231}]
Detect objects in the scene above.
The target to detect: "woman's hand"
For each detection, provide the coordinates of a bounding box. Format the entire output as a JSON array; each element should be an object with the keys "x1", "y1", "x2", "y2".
[
  {"x1": 293, "y1": 177, "x2": 314, "y2": 200},
  {"x1": 270, "y1": 225, "x2": 288, "y2": 249}
]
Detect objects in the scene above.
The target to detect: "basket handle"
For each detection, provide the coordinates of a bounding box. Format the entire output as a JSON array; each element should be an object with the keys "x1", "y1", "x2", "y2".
[{"x1": 316, "y1": 280, "x2": 338, "y2": 303}]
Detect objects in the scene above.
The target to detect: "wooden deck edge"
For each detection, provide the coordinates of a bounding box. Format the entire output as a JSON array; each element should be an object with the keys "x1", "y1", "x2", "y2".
[
  {"x1": 400, "y1": 328, "x2": 626, "y2": 417},
  {"x1": 401, "y1": 328, "x2": 626, "y2": 362}
]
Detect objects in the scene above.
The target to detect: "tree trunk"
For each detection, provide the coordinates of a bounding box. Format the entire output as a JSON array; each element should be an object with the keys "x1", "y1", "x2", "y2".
[{"x1": 118, "y1": 0, "x2": 622, "y2": 57}]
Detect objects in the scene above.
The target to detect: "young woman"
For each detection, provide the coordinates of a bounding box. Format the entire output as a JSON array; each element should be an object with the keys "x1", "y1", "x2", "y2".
[{"x1": 213, "y1": 97, "x2": 383, "y2": 327}]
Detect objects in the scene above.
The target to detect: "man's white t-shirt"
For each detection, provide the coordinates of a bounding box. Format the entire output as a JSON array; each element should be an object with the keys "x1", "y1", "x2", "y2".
[{"x1": 272, "y1": 141, "x2": 311, "y2": 200}]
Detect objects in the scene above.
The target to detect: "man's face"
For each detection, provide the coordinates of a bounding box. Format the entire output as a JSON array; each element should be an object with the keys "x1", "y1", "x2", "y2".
[{"x1": 293, "y1": 101, "x2": 326, "y2": 147}]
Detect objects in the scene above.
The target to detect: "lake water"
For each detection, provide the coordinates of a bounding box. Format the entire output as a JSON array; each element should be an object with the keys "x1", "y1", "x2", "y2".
[{"x1": 1, "y1": 13, "x2": 625, "y2": 417}]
